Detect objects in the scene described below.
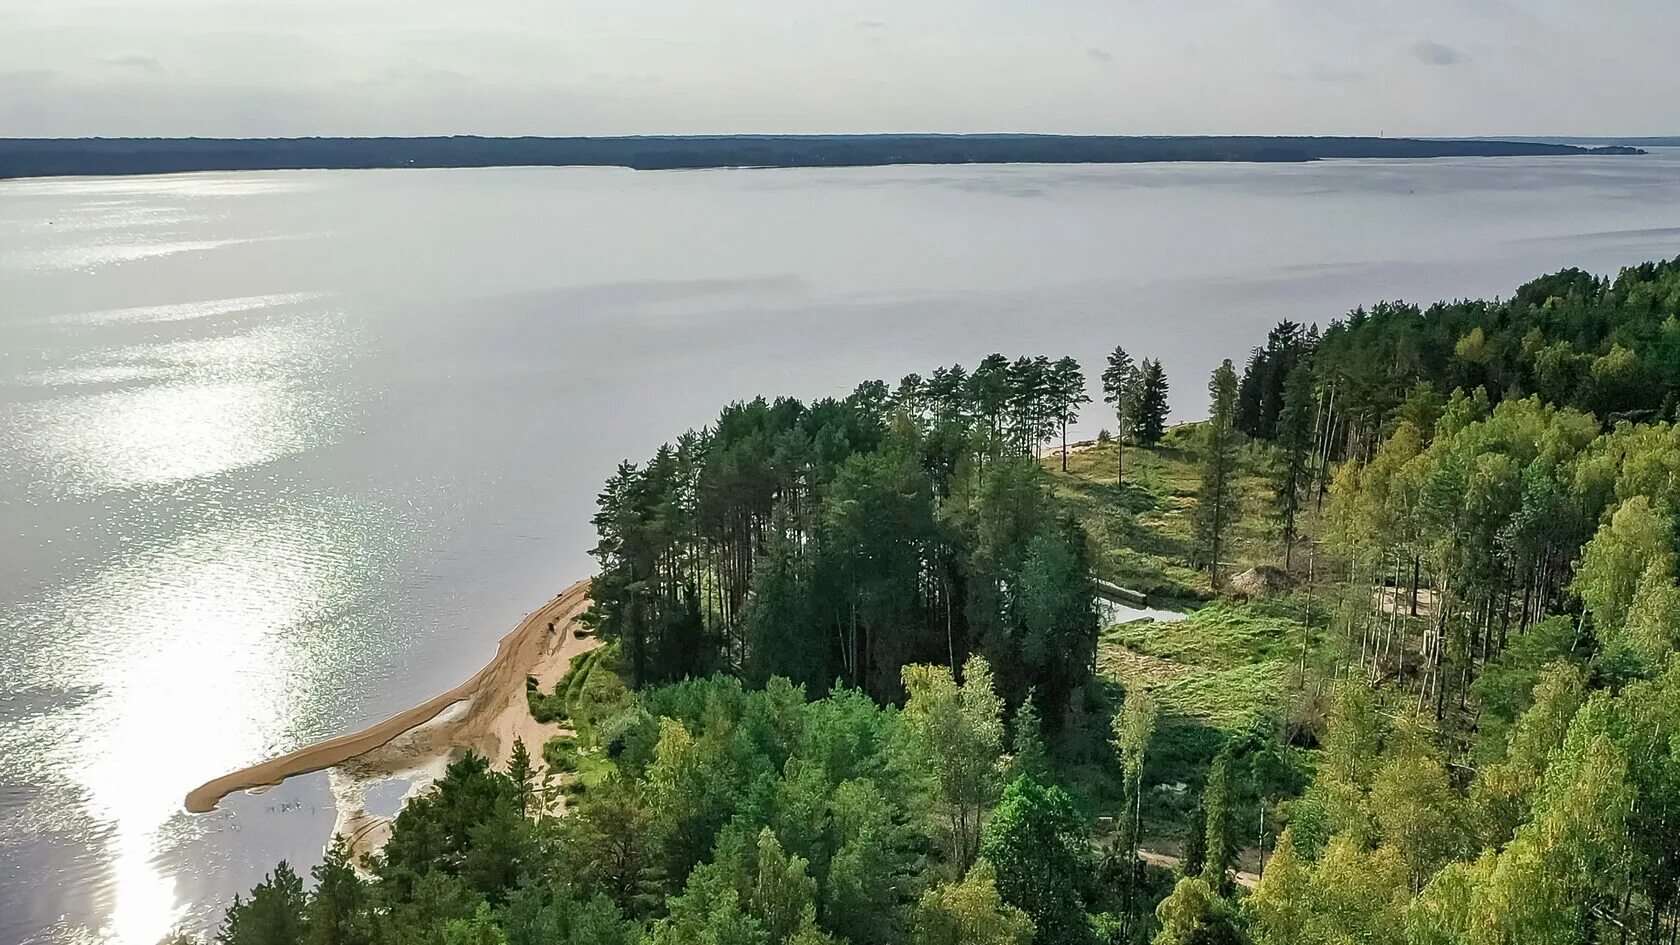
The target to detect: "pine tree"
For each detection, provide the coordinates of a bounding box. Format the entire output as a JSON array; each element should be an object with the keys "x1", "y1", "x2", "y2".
[
  {"x1": 1194, "y1": 360, "x2": 1242, "y2": 589},
  {"x1": 1101, "y1": 347, "x2": 1141, "y2": 485},
  {"x1": 304, "y1": 838, "x2": 371, "y2": 945},
  {"x1": 1181, "y1": 802, "x2": 1208, "y2": 880},
  {"x1": 1050, "y1": 357, "x2": 1090, "y2": 472},
  {"x1": 218, "y1": 862, "x2": 309, "y2": 945},
  {"x1": 1136, "y1": 359, "x2": 1170, "y2": 447}
]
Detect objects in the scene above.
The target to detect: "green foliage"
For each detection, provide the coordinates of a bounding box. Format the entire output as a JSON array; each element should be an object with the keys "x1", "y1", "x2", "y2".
[
  {"x1": 1136, "y1": 360, "x2": 1171, "y2": 447},
  {"x1": 217, "y1": 863, "x2": 308, "y2": 945},
  {"x1": 225, "y1": 666, "x2": 973, "y2": 945},
  {"x1": 913, "y1": 860, "x2": 1035, "y2": 945},
  {"x1": 1151, "y1": 877, "x2": 1243, "y2": 945},
  {"x1": 1103, "y1": 346, "x2": 1142, "y2": 485},
  {"x1": 224, "y1": 257, "x2": 1680, "y2": 945},
  {"x1": 1574, "y1": 495, "x2": 1674, "y2": 644},
  {"x1": 442, "y1": 903, "x2": 506, "y2": 945},
  {"x1": 1310, "y1": 259, "x2": 1680, "y2": 447},
  {"x1": 1198, "y1": 748, "x2": 1236, "y2": 892},
  {"x1": 304, "y1": 838, "x2": 371, "y2": 945},
  {"x1": 1236, "y1": 320, "x2": 1317, "y2": 440},
  {"x1": 1194, "y1": 360, "x2": 1243, "y2": 588},
  {"x1": 1008, "y1": 692, "x2": 1050, "y2": 782},
  {"x1": 902, "y1": 655, "x2": 1006, "y2": 873},
  {"x1": 526, "y1": 677, "x2": 569, "y2": 725},
  {"x1": 587, "y1": 356, "x2": 1100, "y2": 725},
  {"x1": 541, "y1": 735, "x2": 579, "y2": 773},
  {"x1": 981, "y1": 776, "x2": 1095, "y2": 944},
  {"x1": 1271, "y1": 365, "x2": 1316, "y2": 566}
]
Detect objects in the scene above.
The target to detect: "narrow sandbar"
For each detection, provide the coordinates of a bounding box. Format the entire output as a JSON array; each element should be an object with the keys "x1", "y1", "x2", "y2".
[{"x1": 185, "y1": 579, "x2": 595, "y2": 814}]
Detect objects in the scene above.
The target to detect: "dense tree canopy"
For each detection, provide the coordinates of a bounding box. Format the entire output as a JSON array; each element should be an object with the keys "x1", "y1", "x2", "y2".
[
  {"x1": 586, "y1": 354, "x2": 1100, "y2": 723},
  {"x1": 221, "y1": 255, "x2": 1680, "y2": 945}
]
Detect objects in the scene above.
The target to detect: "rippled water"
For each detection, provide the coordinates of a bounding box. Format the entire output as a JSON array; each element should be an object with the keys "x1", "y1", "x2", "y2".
[{"x1": 3, "y1": 156, "x2": 1679, "y2": 945}]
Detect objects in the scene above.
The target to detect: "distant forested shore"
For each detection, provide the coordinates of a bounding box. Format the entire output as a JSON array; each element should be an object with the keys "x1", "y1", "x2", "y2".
[{"x1": 0, "y1": 134, "x2": 1645, "y2": 180}]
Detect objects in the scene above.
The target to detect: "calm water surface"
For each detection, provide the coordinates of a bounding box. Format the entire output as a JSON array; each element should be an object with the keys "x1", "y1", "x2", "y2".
[{"x1": 2, "y1": 156, "x2": 1678, "y2": 944}]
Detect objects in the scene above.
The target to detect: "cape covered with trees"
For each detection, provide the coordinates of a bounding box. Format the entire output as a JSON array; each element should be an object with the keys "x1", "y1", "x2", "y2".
[
  {"x1": 0, "y1": 135, "x2": 1644, "y2": 180},
  {"x1": 216, "y1": 254, "x2": 1680, "y2": 945}
]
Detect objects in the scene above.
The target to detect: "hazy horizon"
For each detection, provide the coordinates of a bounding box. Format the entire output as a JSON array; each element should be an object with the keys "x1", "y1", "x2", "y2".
[
  {"x1": 6, "y1": 0, "x2": 1678, "y2": 139},
  {"x1": 4, "y1": 132, "x2": 1676, "y2": 141}
]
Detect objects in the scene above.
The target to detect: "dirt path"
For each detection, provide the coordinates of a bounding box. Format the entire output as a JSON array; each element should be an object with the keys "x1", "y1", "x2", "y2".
[{"x1": 1137, "y1": 848, "x2": 1261, "y2": 889}]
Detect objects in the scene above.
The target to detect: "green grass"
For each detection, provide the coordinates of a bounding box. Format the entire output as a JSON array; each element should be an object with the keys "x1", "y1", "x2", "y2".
[
  {"x1": 1047, "y1": 430, "x2": 1327, "y2": 848},
  {"x1": 1099, "y1": 603, "x2": 1294, "y2": 740},
  {"x1": 1049, "y1": 427, "x2": 1285, "y2": 603},
  {"x1": 1090, "y1": 604, "x2": 1301, "y2": 845}
]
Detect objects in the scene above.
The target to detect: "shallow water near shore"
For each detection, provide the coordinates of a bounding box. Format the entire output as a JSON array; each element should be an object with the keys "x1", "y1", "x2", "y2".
[{"x1": 4, "y1": 154, "x2": 1680, "y2": 945}]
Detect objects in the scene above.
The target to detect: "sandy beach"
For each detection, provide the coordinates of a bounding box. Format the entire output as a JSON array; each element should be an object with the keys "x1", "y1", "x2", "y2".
[{"x1": 185, "y1": 579, "x2": 597, "y2": 850}]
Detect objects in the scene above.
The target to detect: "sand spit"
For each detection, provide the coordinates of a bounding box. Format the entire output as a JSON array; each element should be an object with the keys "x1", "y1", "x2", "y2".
[{"x1": 184, "y1": 579, "x2": 596, "y2": 816}]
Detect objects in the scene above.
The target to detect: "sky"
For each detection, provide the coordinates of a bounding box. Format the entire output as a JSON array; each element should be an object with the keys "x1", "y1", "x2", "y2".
[{"x1": 1, "y1": 0, "x2": 1676, "y2": 138}]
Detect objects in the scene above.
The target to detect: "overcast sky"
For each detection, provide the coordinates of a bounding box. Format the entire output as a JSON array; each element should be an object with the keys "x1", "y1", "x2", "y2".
[{"x1": 2, "y1": 0, "x2": 1675, "y2": 138}]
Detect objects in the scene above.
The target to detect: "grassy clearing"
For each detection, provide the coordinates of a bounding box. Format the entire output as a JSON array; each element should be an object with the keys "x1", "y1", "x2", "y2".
[
  {"x1": 1048, "y1": 427, "x2": 1285, "y2": 602},
  {"x1": 1099, "y1": 603, "x2": 1295, "y2": 765},
  {"x1": 1050, "y1": 428, "x2": 1326, "y2": 848}
]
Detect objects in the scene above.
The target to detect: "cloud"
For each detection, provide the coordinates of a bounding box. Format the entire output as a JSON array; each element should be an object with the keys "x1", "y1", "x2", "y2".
[
  {"x1": 855, "y1": 20, "x2": 886, "y2": 30},
  {"x1": 1307, "y1": 63, "x2": 1368, "y2": 83},
  {"x1": 97, "y1": 53, "x2": 165, "y2": 74},
  {"x1": 1411, "y1": 39, "x2": 1468, "y2": 66},
  {"x1": 0, "y1": 68, "x2": 57, "y2": 84},
  {"x1": 1086, "y1": 47, "x2": 1113, "y2": 63}
]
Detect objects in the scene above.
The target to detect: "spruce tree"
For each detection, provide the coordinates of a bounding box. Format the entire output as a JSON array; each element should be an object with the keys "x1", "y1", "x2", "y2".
[
  {"x1": 507, "y1": 737, "x2": 535, "y2": 816},
  {"x1": 1236, "y1": 347, "x2": 1266, "y2": 437},
  {"x1": 1194, "y1": 359, "x2": 1242, "y2": 589},
  {"x1": 1009, "y1": 691, "x2": 1049, "y2": 782},
  {"x1": 1200, "y1": 747, "x2": 1237, "y2": 894},
  {"x1": 1273, "y1": 365, "x2": 1315, "y2": 569},
  {"x1": 1136, "y1": 359, "x2": 1170, "y2": 447}
]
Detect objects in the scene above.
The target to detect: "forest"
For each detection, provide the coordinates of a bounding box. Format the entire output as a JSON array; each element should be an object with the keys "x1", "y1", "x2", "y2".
[
  {"x1": 0, "y1": 135, "x2": 1641, "y2": 180},
  {"x1": 215, "y1": 254, "x2": 1680, "y2": 945}
]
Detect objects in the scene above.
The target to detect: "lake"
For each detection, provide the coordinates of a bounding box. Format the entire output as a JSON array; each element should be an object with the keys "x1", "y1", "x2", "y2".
[{"x1": 3, "y1": 154, "x2": 1678, "y2": 945}]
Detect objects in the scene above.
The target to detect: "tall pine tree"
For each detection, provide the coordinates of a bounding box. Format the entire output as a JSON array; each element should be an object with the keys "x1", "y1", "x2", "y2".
[{"x1": 1101, "y1": 347, "x2": 1141, "y2": 485}]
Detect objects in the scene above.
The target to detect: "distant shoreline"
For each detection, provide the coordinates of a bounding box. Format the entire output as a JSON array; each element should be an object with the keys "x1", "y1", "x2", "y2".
[
  {"x1": 0, "y1": 134, "x2": 1645, "y2": 181},
  {"x1": 184, "y1": 579, "x2": 595, "y2": 826}
]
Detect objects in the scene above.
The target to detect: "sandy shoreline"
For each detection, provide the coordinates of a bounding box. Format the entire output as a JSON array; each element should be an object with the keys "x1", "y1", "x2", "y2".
[{"x1": 184, "y1": 579, "x2": 597, "y2": 825}]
